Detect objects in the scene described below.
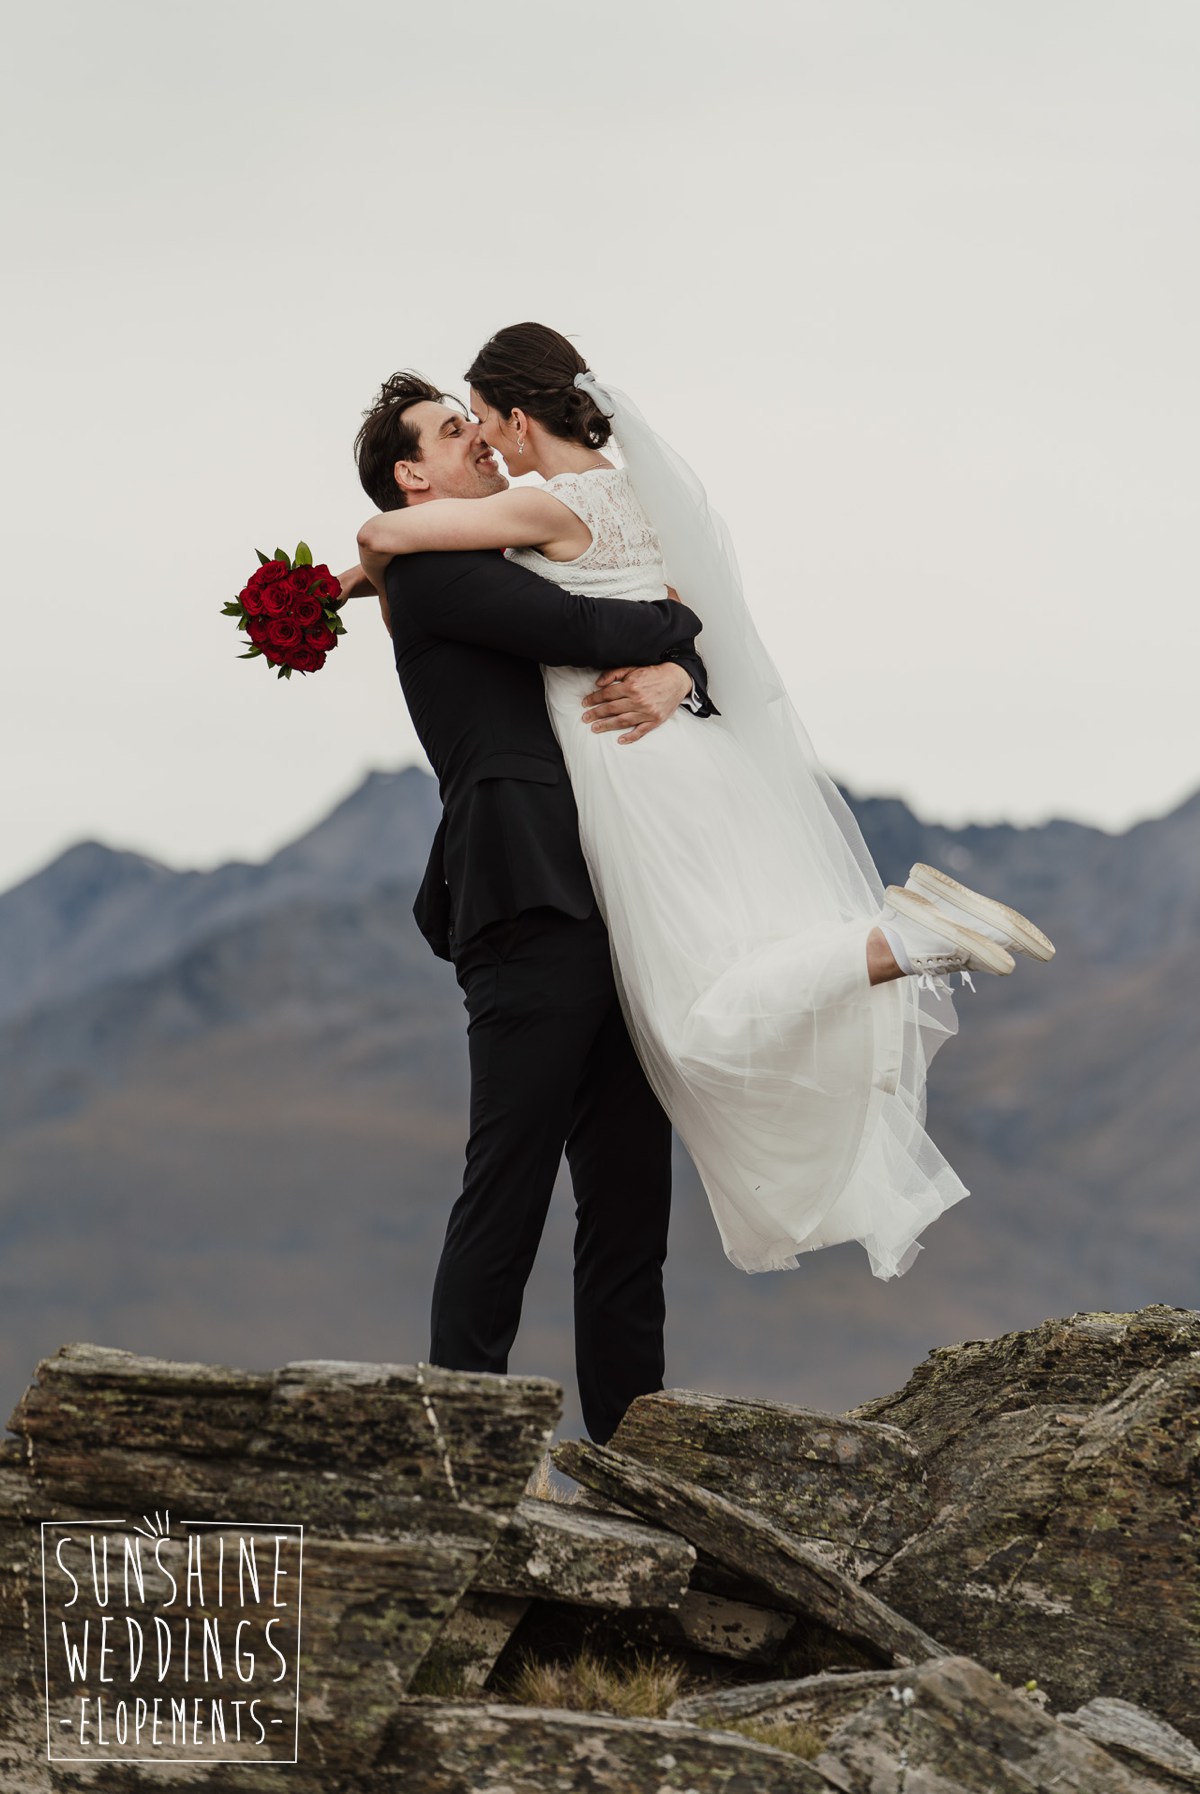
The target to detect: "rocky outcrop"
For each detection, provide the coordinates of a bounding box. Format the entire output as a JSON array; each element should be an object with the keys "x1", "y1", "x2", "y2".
[
  {"x1": 814, "y1": 1655, "x2": 1163, "y2": 1794},
  {"x1": 0, "y1": 1342, "x2": 558, "y2": 1792},
  {"x1": 859, "y1": 1318, "x2": 1200, "y2": 1735},
  {"x1": 850, "y1": 1306, "x2": 1200, "y2": 1504},
  {"x1": 2, "y1": 1306, "x2": 1198, "y2": 1792},
  {"x1": 673, "y1": 1661, "x2": 1191, "y2": 1794}
]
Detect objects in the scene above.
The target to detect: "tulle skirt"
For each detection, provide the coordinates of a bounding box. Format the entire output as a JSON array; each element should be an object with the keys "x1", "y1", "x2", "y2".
[{"x1": 544, "y1": 667, "x2": 969, "y2": 1278}]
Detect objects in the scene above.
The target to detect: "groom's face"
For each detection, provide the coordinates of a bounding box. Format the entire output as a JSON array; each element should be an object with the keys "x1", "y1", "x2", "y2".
[{"x1": 399, "y1": 401, "x2": 507, "y2": 503}]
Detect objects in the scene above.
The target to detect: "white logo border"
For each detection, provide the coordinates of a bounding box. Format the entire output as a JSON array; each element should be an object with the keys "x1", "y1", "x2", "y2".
[{"x1": 40, "y1": 1518, "x2": 304, "y2": 1766}]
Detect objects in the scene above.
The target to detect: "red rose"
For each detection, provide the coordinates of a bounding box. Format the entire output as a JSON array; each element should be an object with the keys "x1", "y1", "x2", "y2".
[{"x1": 230, "y1": 547, "x2": 343, "y2": 676}]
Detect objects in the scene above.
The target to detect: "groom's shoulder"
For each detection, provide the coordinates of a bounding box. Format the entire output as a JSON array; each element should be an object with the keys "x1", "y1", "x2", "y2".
[
  {"x1": 387, "y1": 548, "x2": 508, "y2": 593},
  {"x1": 385, "y1": 550, "x2": 532, "y2": 636}
]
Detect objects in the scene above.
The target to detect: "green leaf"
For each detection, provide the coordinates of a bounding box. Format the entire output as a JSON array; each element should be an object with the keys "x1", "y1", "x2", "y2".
[
  {"x1": 274, "y1": 547, "x2": 290, "y2": 569},
  {"x1": 294, "y1": 541, "x2": 313, "y2": 567},
  {"x1": 255, "y1": 548, "x2": 270, "y2": 566},
  {"x1": 237, "y1": 647, "x2": 263, "y2": 659},
  {"x1": 220, "y1": 601, "x2": 242, "y2": 615}
]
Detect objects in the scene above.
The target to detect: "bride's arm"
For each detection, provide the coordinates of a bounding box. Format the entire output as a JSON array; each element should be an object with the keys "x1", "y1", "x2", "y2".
[{"x1": 357, "y1": 489, "x2": 587, "y2": 566}]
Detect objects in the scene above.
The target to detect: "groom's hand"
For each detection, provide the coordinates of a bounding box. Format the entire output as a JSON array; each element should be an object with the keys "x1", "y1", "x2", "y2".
[{"x1": 581, "y1": 662, "x2": 694, "y2": 745}]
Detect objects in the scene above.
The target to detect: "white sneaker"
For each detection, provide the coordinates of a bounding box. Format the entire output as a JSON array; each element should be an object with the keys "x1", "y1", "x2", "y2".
[
  {"x1": 905, "y1": 864, "x2": 1056, "y2": 962},
  {"x1": 881, "y1": 886, "x2": 1016, "y2": 991}
]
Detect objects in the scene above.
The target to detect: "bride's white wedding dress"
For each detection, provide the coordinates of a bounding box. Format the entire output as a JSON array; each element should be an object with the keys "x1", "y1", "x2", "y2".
[{"x1": 508, "y1": 441, "x2": 968, "y2": 1279}]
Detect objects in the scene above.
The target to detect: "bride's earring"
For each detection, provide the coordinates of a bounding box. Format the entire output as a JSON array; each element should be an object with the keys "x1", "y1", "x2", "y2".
[{"x1": 516, "y1": 436, "x2": 525, "y2": 456}]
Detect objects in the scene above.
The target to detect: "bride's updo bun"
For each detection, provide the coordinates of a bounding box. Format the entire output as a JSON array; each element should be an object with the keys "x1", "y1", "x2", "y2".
[{"x1": 465, "y1": 323, "x2": 612, "y2": 449}]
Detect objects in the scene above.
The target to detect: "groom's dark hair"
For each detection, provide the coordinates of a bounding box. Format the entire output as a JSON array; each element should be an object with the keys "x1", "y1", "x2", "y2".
[{"x1": 355, "y1": 372, "x2": 458, "y2": 510}]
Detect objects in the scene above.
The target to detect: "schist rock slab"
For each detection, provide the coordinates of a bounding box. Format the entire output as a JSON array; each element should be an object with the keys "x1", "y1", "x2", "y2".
[
  {"x1": 609, "y1": 1389, "x2": 929, "y2": 1575},
  {"x1": 386, "y1": 1698, "x2": 833, "y2": 1792},
  {"x1": 8, "y1": 1342, "x2": 557, "y2": 1530},
  {"x1": 815, "y1": 1655, "x2": 1163, "y2": 1794},
  {"x1": 554, "y1": 1439, "x2": 947, "y2": 1669},
  {"x1": 851, "y1": 1305, "x2": 1200, "y2": 1506},
  {"x1": 473, "y1": 1495, "x2": 695, "y2": 1609},
  {"x1": 671, "y1": 1666, "x2": 905, "y2": 1733},
  {"x1": 669, "y1": 1588, "x2": 797, "y2": 1662},
  {"x1": 1058, "y1": 1698, "x2": 1200, "y2": 1793},
  {"x1": 865, "y1": 1354, "x2": 1200, "y2": 1742}
]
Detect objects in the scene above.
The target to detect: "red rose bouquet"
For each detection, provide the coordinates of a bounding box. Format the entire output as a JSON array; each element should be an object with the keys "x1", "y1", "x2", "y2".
[{"x1": 223, "y1": 542, "x2": 346, "y2": 679}]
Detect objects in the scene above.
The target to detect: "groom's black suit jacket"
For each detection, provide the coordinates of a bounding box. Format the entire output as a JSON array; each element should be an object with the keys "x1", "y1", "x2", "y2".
[{"x1": 387, "y1": 549, "x2": 712, "y2": 960}]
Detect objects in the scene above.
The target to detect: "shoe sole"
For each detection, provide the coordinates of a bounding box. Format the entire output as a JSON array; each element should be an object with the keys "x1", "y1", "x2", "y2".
[
  {"x1": 884, "y1": 886, "x2": 1016, "y2": 976},
  {"x1": 908, "y1": 864, "x2": 1056, "y2": 962}
]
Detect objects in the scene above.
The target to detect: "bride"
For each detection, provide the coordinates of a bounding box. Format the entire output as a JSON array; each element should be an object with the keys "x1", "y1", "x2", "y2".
[{"x1": 352, "y1": 322, "x2": 1054, "y2": 1280}]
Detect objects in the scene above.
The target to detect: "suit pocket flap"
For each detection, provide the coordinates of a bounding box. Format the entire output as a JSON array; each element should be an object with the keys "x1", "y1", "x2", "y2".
[{"x1": 468, "y1": 753, "x2": 560, "y2": 787}]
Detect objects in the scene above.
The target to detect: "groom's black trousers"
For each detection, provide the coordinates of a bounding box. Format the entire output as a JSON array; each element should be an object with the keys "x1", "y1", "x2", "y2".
[{"x1": 429, "y1": 905, "x2": 672, "y2": 1445}]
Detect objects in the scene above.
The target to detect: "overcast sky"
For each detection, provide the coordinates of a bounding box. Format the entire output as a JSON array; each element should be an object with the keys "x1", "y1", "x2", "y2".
[{"x1": 2, "y1": 1, "x2": 1197, "y2": 893}]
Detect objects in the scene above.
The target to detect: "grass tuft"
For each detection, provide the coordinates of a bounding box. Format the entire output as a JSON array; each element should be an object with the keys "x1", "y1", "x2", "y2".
[
  {"x1": 524, "y1": 1453, "x2": 581, "y2": 1504},
  {"x1": 723, "y1": 1715, "x2": 825, "y2": 1758},
  {"x1": 506, "y1": 1646, "x2": 686, "y2": 1718}
]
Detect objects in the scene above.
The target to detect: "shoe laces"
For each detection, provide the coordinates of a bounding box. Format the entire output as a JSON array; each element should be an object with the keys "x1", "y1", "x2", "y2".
[{"x1": 915, "y1": 969, "x2": 975, "y2": 998}]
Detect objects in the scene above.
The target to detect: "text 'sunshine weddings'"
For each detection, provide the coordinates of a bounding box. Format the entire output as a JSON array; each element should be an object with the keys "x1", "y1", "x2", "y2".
[{"x1": 44, "y1": 1521, "x2": 303, "y2": 1762}]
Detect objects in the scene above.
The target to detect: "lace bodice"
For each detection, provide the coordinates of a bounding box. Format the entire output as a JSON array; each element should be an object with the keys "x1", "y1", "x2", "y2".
[{"x1": 505, "y1": 466, "x2": 668, "y2": 603}]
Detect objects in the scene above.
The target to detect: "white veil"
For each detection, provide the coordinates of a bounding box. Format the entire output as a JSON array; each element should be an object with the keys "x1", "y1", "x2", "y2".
[
  {"x1": 574, "y1": 370, "x2": 891, "y2": 926},
  {"x1": 569, "y1": 371, "x2": 966, "y2": 1283}
]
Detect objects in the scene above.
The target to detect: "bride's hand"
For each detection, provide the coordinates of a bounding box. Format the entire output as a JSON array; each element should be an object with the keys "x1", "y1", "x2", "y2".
[{"x1": 581, "y1": 663, "x2": 694, "y2": 744}]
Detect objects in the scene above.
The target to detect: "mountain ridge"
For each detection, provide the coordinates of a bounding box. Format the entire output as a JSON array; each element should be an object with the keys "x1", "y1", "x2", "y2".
[{"x1": 7, "y1": 764, "x2": 1197, "y2": 1032}]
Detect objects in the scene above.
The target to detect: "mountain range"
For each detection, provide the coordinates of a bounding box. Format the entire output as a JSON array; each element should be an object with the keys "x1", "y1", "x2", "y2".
[{"x1": 2, "y1": 764, "x2": 1197, "y2": 1440}]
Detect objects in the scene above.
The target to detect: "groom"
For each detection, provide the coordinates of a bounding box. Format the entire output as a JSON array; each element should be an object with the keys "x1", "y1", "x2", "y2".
[{"x1": 349, "y1": 373, "x2": 714, "y2": 1444}]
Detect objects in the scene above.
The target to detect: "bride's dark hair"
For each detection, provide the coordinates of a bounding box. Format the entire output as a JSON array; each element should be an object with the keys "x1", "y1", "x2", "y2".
[{"x1": 465, "y1": 323, "x2": 612, "y2": 449}]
